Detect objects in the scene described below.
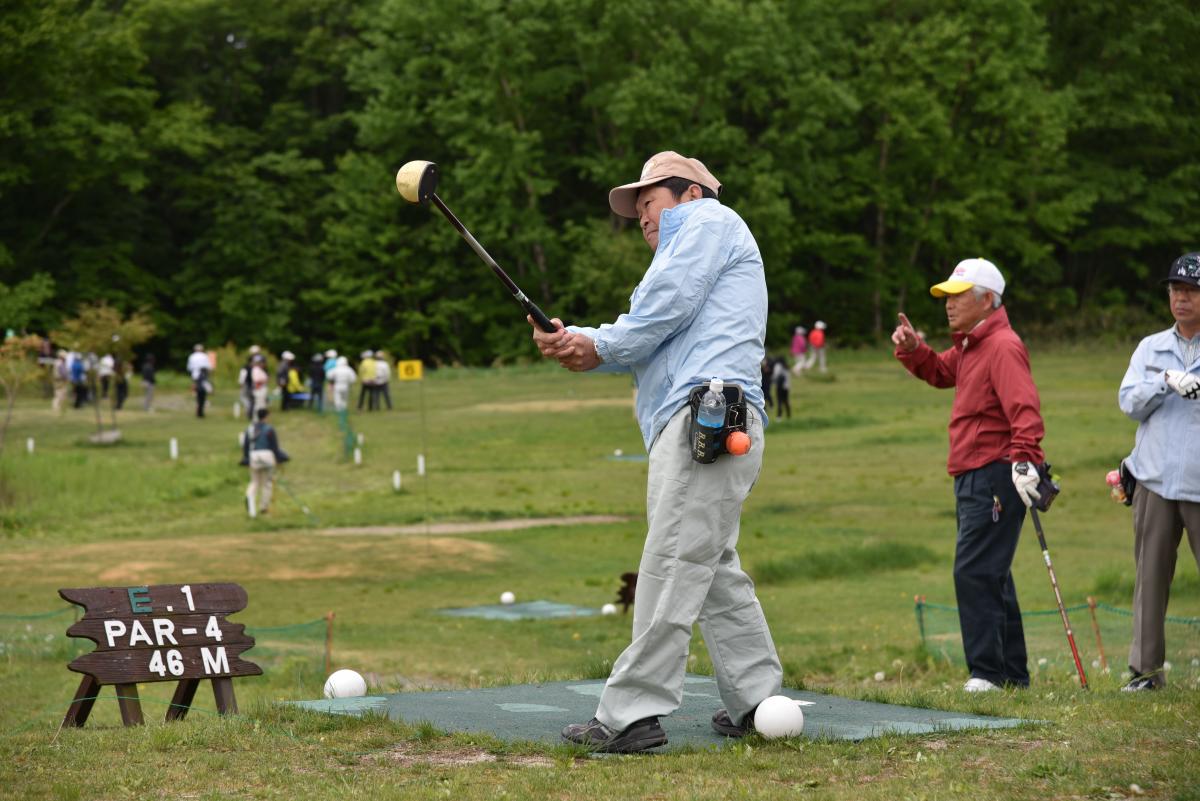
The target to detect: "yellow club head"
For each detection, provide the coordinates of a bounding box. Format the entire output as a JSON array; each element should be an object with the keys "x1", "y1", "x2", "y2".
[{"x1": 395, "y1": 160, "x2": 438, "y2": 204}]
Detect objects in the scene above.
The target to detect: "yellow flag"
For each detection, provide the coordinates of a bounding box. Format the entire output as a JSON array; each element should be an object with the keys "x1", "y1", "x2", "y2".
[{"x1": 396, "y1": 359, "x2": 423, "y2": 381}]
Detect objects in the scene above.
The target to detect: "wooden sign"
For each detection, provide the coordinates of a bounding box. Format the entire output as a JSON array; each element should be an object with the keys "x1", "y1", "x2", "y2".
[{"x1": 59, "y1": 583, "x2": 262, "y2": 727}]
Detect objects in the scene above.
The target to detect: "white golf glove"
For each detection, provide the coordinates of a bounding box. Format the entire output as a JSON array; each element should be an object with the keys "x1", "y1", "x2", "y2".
[
  {"x1": 1164, "y1": 370, "x2": 1200, "y2": 400},
  {"x1": 1011, "y1": 462, "x2": 1041, "y2": 509}
]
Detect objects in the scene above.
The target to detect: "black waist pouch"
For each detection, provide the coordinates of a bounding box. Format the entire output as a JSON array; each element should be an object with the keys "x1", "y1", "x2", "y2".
[
  {"x1": 1119, "y1": 460, "x2": 1136, "y2": 507},
  {"x1": 1034, "y1": 462, "x2": 1061, "y2": 513},
  {"x1": 687, "y1": 383, "x2": 747, "y2": 464}
]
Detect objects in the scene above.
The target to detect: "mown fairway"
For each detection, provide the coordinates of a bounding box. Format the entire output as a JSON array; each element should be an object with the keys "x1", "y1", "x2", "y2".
[{"x1": 2, "y1": 345, "x2": 1198, "y2": 800}]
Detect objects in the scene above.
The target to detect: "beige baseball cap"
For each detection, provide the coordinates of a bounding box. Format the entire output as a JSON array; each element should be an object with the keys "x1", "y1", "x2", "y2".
[
  {"x1": 608, "y1": 151, "x2": 721, "y2": 219},
  {"x1": 930, "y1": 258, "x2": 1006, "y2": 297}
]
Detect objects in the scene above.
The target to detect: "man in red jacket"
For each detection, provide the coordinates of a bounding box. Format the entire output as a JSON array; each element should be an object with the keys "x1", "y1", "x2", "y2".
[{"x1": 892, "y1": 258, "x2": 1045, "y2": 692}]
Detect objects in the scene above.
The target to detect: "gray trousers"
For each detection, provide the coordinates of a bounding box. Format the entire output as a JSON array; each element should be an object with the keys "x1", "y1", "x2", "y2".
[
  {"x1": 1129, "y1": 484, "x2": 1200, "y2": 684},
  {"x1": 596, "y1": 405, "x2": 782, "y2": 731}
]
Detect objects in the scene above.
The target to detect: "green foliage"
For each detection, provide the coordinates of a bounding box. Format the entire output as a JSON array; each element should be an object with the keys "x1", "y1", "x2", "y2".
[
  {"x1": 1, "y1": 0, "x2": 1197, "y2": 361},
  {"x1": 0, "y1": 274, "x2": 55, "y2": 332}
]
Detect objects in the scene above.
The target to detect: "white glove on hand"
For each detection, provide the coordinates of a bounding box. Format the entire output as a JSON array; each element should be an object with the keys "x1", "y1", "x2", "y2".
[
  {"x1": 1164, "y1": 370, "x2": 1200, "y2": 400},
  {"x1": 1012, "y1": 462, "x2": 1041, "y2": 509}
]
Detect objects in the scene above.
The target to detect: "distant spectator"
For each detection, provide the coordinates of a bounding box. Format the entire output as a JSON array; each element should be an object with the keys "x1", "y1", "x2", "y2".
[
  {"x1": 187, "y1": 344, "x2": 212, "y2": 418},
  {"x1": 141, "y1": 354, "x2": 156, "y2": 412},
  {"x1": 803, "y1": 321, "x2": 828, "y2": 372},
  {"x1": 277, "y1": 351, "x2": 295, "y2": 411},
  {"x1": 790, "y1": 326, "x2": 808, "y2": 374},
  {"x1": 323, "y1": 349, "x2": 338, "y2": 404},
  {"x1": 357, "y1": 350, "x2": 377, "y2": 411},
  {"x1": 239, "y1": 408, "x2": 289, "y2": 518},
  {"x1": 237, "y1": 345, "x2": 262, "y2": 419},
  {"x1": 113, "y1": 356, "x2": 130, "y2": 410},
  {"x1": 759, "y1": 357, "x2": 773, "y2": 408},
  {"x1": 308, "y1": 354, "x2": 326, "y2": 412},
  {"x1": 51, "y1": 350, "x2": 70, "y2": 414},
  {"x1": 328, "y1": 356, "x2": 357, "y2": 412},
  {"x1": 97, "y1": 353, "x2": 115, "y2": 399},
  {"x1": 70, "y1": 351, "x2": 88, "y2": 409},
  {"x1": 771, "y1": 357, "x2": 791, "y2": 419},
  {"x1": 374, "y1": 351, "x2": 393, "y2": 410},
  {"x1": 286, "y1": 359, "x2": 306, "y2": 408},
  {"x1": 250, "y1": 354, "x2": 270, "y2": 414}
]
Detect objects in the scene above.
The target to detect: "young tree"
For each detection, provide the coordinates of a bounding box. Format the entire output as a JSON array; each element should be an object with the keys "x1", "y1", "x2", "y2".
[
  {"x1": 0, "y1": 335, "x2": 44, "y2": 457},
  {"x1": 52, "y1": 304, "x2": 155, "y2": 438}
]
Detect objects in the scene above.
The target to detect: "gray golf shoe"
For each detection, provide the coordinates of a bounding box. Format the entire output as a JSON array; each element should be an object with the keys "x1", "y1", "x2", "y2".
[{"x1": 561, "y1": 717, "x2": 667, "y2": 753}]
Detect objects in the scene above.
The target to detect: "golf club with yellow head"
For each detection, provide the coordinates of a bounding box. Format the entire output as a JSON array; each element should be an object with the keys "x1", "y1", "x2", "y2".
[{"x1": 395, "y1": 161, "x2": 557, "y2": 333}]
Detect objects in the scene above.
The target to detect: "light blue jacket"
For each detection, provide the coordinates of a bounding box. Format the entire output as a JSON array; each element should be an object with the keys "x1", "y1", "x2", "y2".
[
  {"x1": 569, "y1": 198, "x2": 768, "y2": 451},
  {"x1": 1119, "y1": 325, "x2": 1200, "y2": 501}
]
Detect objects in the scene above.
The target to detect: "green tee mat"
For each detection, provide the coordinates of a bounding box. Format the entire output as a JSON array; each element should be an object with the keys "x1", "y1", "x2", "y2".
[
  {"x1": 439, "y1": 600, "x2": 599, "y2": 621},
  {"x1": 295, "y1": 675, "x2": 1030, "y2": 749}
]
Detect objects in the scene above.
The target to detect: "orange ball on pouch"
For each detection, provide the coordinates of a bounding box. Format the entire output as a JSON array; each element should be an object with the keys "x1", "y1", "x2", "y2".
[{"x1": 726, "y1": 431, "x2": 751, "y2": 456}]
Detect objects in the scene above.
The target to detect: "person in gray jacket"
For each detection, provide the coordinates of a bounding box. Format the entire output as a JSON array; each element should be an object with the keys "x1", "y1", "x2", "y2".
[
  {"x1": 1117, "y1": 251, "x2": 1200, "y2": 690},
  {"x1": 240, "y1": 408, "x2": 289, "y2": 517}
]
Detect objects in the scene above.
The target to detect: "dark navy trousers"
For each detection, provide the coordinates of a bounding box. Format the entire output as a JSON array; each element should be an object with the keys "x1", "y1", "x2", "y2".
[{"x1": 952, "y1": 460, "x2": 1030, "y2": 686}]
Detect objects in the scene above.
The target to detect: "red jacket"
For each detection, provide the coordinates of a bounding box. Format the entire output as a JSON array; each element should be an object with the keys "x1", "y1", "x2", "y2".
[{"x1": 895, "y1": 306, "x2": 1044, "y2": 476}]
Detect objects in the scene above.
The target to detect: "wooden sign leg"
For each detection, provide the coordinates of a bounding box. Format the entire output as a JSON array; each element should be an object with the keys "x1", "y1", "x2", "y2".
[
  {"x1": 211, "y1": 677, "x2": 238, "y2": 715},
  {"x1": 115, "y1": 683, "x2": 144, "y2": 726},
  {"x1": 62, "y1": 675, "x2": 101, "y2": 728},
  {"x1": 166, "y1": 678, "x2": 201, "y2": 722}
]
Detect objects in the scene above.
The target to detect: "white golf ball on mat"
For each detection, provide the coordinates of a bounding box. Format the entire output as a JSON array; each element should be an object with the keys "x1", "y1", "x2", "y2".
[
  {"x1": 323, "y1": 669, "x2": 367, "y2": 699},
  {"x1": 500, "y1": 591, "x2": 515, "y2": 605},
  {"x1": 754, "y1": 695, "x2": 805, "y2": 739}
]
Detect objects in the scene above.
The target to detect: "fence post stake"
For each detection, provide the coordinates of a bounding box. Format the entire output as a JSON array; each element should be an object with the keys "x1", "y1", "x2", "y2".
[
  {"x1": 1087, "y1": 596, "x2": 1107, "y2": 672},
  {"x1": 324, "y1": 611, "x2": 335, "y2": 676}
]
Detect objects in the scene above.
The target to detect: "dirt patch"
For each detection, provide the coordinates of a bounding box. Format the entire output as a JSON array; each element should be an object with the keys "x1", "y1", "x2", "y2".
[
  {"x1": 2, "y1": 533, "x2": 501, "y2": 587},
  {"x1": 373, "y1": 743, "x2": 555, "y2": 768},
  {"x1": 319, "y1": 515, "x2": 631, "y2": 537},
  {"x1": 472, "y1": 398, "x2": 631, "y2": 414},
  {"x1": 98, "y1": 560, "x2": 174, "y2": 583}
]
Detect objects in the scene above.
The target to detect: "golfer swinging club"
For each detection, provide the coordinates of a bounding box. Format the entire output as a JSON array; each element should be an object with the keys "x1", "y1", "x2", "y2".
[{"x1": 530, "y1": 151, "x2": 782, "y2": 752}]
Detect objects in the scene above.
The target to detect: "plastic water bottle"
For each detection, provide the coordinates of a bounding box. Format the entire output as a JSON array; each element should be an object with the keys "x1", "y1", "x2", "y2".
[{"x1": 698, "y1": 378, "x2": 726, "y2": 428}]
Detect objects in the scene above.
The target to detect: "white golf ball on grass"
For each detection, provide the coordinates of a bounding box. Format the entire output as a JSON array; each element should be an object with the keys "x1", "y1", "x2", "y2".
[
  {"x1": 500, "y1": 591, "x2": 515, "y2": 605},
  {"x1": 601, "y1": 603, "x2": 617, "y2": 616},
  {"x1": 323, "y1": 669, "x2": 367, "y2": 699},
  {"x1": 754, "y1": 695, "x2": 805, "y2": 739}
]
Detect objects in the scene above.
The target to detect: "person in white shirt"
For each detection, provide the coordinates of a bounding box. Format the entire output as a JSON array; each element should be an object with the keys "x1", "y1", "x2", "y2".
[
  {"x1": 186, "y1": 344, "x2": 213, "y2": 418},
  {"x1": 328, "y1": 356, "x2": 357, "y2": 412},
  {"x1": 97, "y1": 354, "x2": 115, "y2": 399},
  {"x1": 374, "y1": 351, "x2": 393, "y2": 410}
]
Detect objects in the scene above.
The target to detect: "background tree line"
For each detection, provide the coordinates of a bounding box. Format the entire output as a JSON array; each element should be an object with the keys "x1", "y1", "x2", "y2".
[{"x1": 2, "y1": 0, "x2": 1197, "y2": 365}]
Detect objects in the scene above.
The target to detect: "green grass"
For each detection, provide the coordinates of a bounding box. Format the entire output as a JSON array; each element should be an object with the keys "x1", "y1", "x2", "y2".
[{"x1": 1, "y1": 345, "x2": 1198, "y2": 800}]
